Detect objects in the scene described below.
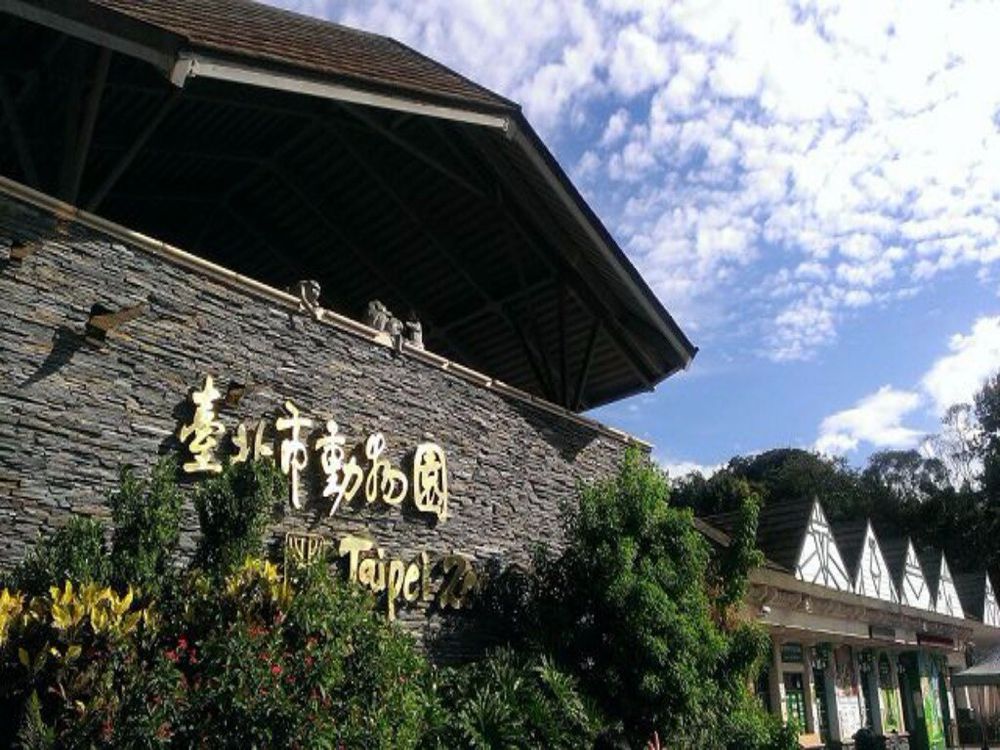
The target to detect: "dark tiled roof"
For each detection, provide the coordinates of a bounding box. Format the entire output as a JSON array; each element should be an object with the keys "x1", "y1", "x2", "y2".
[
  {"x1": 830, "y1": 518, "x2": 868, "y2": 582},
  {"x1": 872, "y1": 524, "x2": 910, "y2": 590},
  {"x1": 917, "y1": 548, "x2": 943, "y2": 600},
  {"x1": 705, "y1": 496, "x2": 814, "y2": 573},
  {"x1": 90, "y1": 0, "x2": 516, "y2": 113},
  {"x1": 954, "y1": 573, "x2": 986, "y2": 621}
]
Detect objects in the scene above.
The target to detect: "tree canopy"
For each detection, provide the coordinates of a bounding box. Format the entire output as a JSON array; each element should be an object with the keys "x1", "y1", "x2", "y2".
[{"x1": 672, "y1": 371, "x2": 1000, "y2": 585}]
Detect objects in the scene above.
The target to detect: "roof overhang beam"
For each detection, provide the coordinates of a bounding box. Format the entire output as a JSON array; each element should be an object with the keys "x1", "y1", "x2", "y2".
[
  {"x1": 0, "y1": 0, "x2": 178, "y2": 73},
  {"x1": 177, "y1": 52, "x2": 512, "y2": 131}
]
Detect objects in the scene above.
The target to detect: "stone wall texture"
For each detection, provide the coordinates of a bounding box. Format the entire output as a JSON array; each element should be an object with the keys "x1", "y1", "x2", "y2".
[{"x1": 0, "y1": 190, "x2": 634, "y2": 658}]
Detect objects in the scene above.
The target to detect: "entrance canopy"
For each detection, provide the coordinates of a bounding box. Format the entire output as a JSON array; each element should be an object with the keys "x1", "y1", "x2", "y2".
[
  {"x1": 0, "y1": 0, "x2": 696, "y2": 410},
  {"x1": 954, "y1": 646, "x2": 1000, "y2": 687}
]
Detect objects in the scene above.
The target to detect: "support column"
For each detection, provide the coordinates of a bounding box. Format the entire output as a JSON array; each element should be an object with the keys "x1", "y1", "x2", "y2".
[
  {"x1": 803, "y1": 643, "x2": 819, "y2": 733},
  {"x1": 866, "y1": 657, "x2": 884, "y2": 733},
  {"x1": 770, "y1": 635, "x2": 786, "y2": 723}
]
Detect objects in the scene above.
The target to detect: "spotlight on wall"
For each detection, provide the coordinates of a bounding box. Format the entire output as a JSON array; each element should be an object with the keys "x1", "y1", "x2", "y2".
[
  {"x1": 7, "y1": 240, "x2": 39, "y2": 265},
  {"x1": 224, "y1": 381, "x2": 247, "y2": 408},
  {"x1": 85, "y1": 301, "x2": 146, "y2": 345}
]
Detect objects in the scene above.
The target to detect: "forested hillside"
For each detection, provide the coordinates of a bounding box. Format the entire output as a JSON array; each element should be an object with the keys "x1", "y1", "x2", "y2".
[{"x1": 673, "y1": 373, "x2": 1000, "y2": 584}]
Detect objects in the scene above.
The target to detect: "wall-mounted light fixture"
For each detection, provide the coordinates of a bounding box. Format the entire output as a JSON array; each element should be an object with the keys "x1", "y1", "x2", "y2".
[
  {"x1": 224, "y1": 381, "x2": 247, "y2": 408},
  {"x1": 85, "y1": 301, "x2": 146, "y2": 345},
  {"x1": 7, "y1": 240, "x2": 38, "y2": 265}
]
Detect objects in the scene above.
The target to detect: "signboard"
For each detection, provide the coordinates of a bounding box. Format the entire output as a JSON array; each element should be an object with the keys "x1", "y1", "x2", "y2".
[
  {"x1": 919, "y1": 653, "x2": 946, "y2": 750},
  {"x1": 176, "y1": 375, "x2": 476, "y2": 619},
  {"x1": 869, "y1": 625, "x2": 896, "y2": 641},
  {"x1": 781, "y1": 642, "x2": 804, "y2": 663},
  {"x1": 834, "y1": 645, "x2": 862, "y2": 739}
]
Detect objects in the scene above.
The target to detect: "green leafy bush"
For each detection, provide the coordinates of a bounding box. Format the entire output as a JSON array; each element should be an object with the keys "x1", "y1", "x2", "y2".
[
  {"x1": 500, "y1": 448, "x2": 796, "y2": 750},
  {"x1": 425, "y1": 648, "x2": 603, "y2": 749},
  {"x1": 0, "y1": 461, "x2": 434, "y2": 748},
  {"x1": 109, "y1": 458, "x2": 183, "y2": 595},
  {"x1": 3, "y1": 517, "x2": 109, "y2": 596},
  {"x1": 193, "y1": 459, "x2": 283, "y2": 575}
]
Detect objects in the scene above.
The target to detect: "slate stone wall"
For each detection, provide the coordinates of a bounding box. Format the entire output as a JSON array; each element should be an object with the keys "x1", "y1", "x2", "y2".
[{"x1": 0, "y1": 191, "x2": 633, "y2": 658}]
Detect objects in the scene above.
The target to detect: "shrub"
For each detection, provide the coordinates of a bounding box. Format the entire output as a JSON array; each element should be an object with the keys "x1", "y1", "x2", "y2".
[
  {"x1": 425, "y1": 648, "x2": 603, "y2": 750},
  {"x1": 0, "y1": 461, "x2": 434, "y2": 748},
  {"x1": 4, "y1": 516, "x2": 109, "y2": 596},
  {"x1": 193, "y1": 459, "x2": 284, "y2": 576},
  {"x1": 510, "y1": 448, "x2": 796, "y2": 749},
  {"x1": 109, "y1": 457, "x2": 183, "y2": 595}
]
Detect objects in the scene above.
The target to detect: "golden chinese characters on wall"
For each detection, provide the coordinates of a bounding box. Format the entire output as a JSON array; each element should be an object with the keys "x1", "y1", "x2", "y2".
[
  {"x1": 177, "y1": 375, "x2": 472, "y2": 618},
  {"x1": 177, "y1": 375, "x2": 448, "y2": 521}
]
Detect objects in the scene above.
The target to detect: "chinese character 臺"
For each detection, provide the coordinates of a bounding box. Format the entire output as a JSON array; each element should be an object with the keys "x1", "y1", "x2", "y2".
[
  {"x1": 276, "y1": 400, "x2": 313, "y2": 509},
  {"x1": 413, "y1": 443, "x2": 448, "y2": 520},
  {"x1": 315, "y1": 420, "x2": 364, "y2": 516},
  {"x1": 178, "y1": 375, "x2": 225, "y2": 474}
]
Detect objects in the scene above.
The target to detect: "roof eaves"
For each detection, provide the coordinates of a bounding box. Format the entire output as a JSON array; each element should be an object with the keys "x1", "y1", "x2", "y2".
[
  {"x1": 177, "y1": 50, "x2": 514, "y2": 129},
  {"x1": 506, "y1": 113, "x2": 698, "y2": 371}
]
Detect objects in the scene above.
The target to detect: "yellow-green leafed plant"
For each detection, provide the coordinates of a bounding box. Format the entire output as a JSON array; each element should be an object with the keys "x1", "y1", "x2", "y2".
[
  {"x1": 44, "y1": 581, "x2": 144, "y2": 639},
  {"x1": 224, "y1": 557, "x2": 292, "y2": 611},
  {"x1": 0, "y1": 588, "x2": 24, "y2": 646}
]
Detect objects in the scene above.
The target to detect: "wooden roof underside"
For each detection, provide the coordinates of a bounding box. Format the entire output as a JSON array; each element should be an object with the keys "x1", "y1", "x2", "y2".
[{"x1": 0, "y1": 1, "x2": 696, "y2": 410}]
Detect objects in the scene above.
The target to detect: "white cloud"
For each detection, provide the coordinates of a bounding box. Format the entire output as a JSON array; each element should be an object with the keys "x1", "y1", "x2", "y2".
[
  {"x1": 608, "y1": 26, "x2": 671, "y2": 96},
  {"x1": 274, "y1": 0, "x2": 1000, "y2": 362},
  {"x1": 600, "y1": 108, "x2": 630, "y2": 146},
  {"x1": 815, "y1": 386, "x2": 924, "y2": 455},
  {"x1": 661, "y1": 458, "x2": 721, "y2": 480},
  {"x1": 815, "y1": 315, "x2": 1000, "y2": 456},
  {"x1": 921, "y1": 315, "x2": 1000, "y2": 414}
]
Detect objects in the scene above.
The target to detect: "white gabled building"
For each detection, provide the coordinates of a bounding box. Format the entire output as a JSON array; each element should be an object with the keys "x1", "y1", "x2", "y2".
[
  {"x1": 796, "y1": 499, "x2": 853, "y2": 591},
  {"x1": 879, "y1": 533, "x2": 934, "y2": 612},
  {"x1": 930, "y1": 553, "x2": 964, "y2": 620},
  {"x1": 988, "y1": 576, "x2": 1000, "y2": 628},
  {"x1": 705, "y1": 499, "x2": 1000, "y2": 749},
  {"x1": 832, "y1": 519, "x2": 899, "y2": 604}
]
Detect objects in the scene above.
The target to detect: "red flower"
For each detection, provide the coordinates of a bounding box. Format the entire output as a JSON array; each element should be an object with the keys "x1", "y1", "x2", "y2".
[
  {"x1": 304, "y1": 655, "x2": 314, "y2": 668},
  {"x1": 164, "y1": 649, "x2": 178, "y2": 663},
  {"x1": 177, "y1": 636, "x2": 189, "y2": 652},
  {"x1": 271, "y1": 664, "x2": 283, "y2": 677}
]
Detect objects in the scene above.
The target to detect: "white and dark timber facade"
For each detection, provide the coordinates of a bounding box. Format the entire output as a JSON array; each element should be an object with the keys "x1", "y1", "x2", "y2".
[
  {"x1": 1, "y1": 3, "x2": 998, "y2": 750},
  {"x1": 704, "y1": 500, "x2": 1000, "y2": 750}
]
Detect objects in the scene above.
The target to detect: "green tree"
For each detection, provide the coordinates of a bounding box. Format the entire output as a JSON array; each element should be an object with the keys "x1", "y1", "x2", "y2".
[
  {"x1": 109, "y1": 457, "x2": 183, "y2": 595},
  {"x1": 193, "y1": 459, "x2": 284, "y2": 576},
  {"x1": 533, "y1": 449, "x2": 790, "y2": 748}
]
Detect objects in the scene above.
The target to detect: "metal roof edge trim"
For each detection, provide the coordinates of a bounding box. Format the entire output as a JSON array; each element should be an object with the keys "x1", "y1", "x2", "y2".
[
  {"x1": 0, "y1": 174, "x2": 651, "y2": 451},
  {"x1": 176, "y1": 51, "x2": 512, "y2": 130}
]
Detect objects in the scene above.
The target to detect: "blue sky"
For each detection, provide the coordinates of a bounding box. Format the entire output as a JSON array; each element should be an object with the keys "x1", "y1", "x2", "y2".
[{"x1": 273, "y1": 0, "x2": 1000, "y2": 474}]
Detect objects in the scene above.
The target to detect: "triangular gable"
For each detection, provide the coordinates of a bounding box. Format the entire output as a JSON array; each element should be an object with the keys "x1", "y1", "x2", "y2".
[
  {"x1": 900, "y1": 540, "x2": 933, "y2": 611},
  {"x1": 795, "y1": 500, "x2": 852, "y2": 591},
  {"x1": 986, "y1": 575, "x2": 1000, "y2": 628},
  {"x1": 934, "y1": 556, "x2": 964, "y2": 619},
  {"x1": 854, "y1": 522, "x2": 898, "y2": 603}
]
